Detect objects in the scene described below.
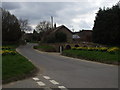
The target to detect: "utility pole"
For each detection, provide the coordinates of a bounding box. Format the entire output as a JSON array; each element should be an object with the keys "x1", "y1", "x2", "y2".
[
  {"x1": 118, "y1": 1, "x2": 120, "y2": 8},
  {"x1": 51, "y1": 16, "x2": 53, "y2": 29}
]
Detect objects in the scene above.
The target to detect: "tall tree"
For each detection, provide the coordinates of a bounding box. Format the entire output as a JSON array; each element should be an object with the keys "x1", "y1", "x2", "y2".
[
  {"x1": 32, "y1": 29, "x2": 39, "y2": 41},
  {"x1": 19, "y1": 18, "x2": 32, "y2": 33},
  {"x1": 36, "y1": 20, "x2": 52, "y2": 33},
  {"x1": 93, "y1": 4, "x2": 120, "y2": 45},
  {"x1": 2, "y1": 8, "x2": 22, "y2": 44}
]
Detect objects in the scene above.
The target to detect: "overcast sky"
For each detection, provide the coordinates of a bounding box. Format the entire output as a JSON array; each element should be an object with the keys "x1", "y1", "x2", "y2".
[{"x1": 2, "y1": 0, "x2": 119, "y2": 32}]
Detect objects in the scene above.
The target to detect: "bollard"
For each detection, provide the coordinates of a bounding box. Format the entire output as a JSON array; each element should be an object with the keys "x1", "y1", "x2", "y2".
[{"x1": 60, "y1": 46, "x2": 62, "y2": 54}]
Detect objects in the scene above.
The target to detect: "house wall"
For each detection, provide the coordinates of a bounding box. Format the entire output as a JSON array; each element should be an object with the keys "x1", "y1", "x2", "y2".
[
  {"x1": 56, "y1": 27, "x2": 73, "y2": 42},
  {"x1": 76, "y1": 31, "x2": 92, "y2": 42}
]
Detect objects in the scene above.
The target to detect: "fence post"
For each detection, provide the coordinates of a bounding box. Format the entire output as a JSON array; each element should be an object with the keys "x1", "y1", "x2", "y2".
[{"x1": 60, "y1": 46, "x2": 62, "y2": 54}]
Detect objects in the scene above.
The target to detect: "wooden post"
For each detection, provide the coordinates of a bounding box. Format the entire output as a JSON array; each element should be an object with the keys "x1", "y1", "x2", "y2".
[{"x1": 60, "y1": 46, "x2": 62, "y2": 54}]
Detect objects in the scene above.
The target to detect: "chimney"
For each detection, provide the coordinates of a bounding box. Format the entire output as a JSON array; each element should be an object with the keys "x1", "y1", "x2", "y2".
[
  {"x1": 54, "y1": 23, "x2": 56, "y2": 29},
  {"x1": 51, "y1": 16, "x2": 53, "y2": 29}
]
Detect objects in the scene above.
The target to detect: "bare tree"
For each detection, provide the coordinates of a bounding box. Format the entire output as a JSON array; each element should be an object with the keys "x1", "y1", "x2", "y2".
[
  {"x1": 36, "y1": 20, "x2": 51, "y2": 32},
  {"x1": 19, "y1": 18, "x2": 32, "y2": 32}
]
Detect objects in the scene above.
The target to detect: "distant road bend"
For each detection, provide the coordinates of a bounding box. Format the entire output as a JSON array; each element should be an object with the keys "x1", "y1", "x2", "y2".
[{"x1": 3, "y1": 43, "x2": 118, "y2": 89}]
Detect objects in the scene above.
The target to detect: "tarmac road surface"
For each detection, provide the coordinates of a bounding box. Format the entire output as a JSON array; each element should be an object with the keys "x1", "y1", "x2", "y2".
[{"x1": 3, "y1": 43, "x2": 118, "y2": 89}]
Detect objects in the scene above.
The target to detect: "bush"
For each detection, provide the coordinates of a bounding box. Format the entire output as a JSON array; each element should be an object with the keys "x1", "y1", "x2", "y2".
[
  {"x1": 55, "y1": 32, "x2": 67, "y2": 43},
  {"x1": 43, "y1": 32, "x2": 67, "y2": 43},
  {"x1": 71, "y1": 47, "x2": 76, "y2": 50},
  {"x1": 1, "y1": 46, "x2": 11, "y2": 50},
  {"x1": 33, "y1": 46, "x2": 38, "y2": 49},
  {"x1": 74, "y1": 45, "x2": 79, "y2": 47},
  {"x1": 100, "y1": 47, "x2": 108, "y2": 52},
  {"x1": 1, "y1": 46, "x2": 17, "y2": 56},
  {"x1": 65, "y1": 45, "x2": 71, "y2": 50},
  {"x1": 107, "y1": 47, "x2": 120, "y2": 54},
  {"x1": 71, "y1": 46, "x2": 119, "y2": 53},
  {"x1": 2, "y1": 50, "x2": 16, "y2": 56},
  {"x1": 46, "y1": 36, "x2": 56, "y2": 43}
]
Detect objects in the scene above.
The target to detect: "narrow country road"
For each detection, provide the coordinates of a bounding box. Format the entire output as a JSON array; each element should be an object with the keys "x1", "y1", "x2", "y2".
[{"x1": 3, "y1": 43, "x2": 118, "y2": 89}]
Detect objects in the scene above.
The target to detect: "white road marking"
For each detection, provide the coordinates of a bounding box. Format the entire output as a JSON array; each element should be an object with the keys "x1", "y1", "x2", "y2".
[
  {"x1": 33, "y1": 77, "x2": 39, "y2": 81},
  {"x1": 58, "y1": 86, "x2": 66, "y2": 88},
  {"x1": 37, "y1": 81, "x2": 46, "y2": 86},
  {"x1": 43, "y1": 76, "x2": 51, "y2": 79},
  {"x1": 49, "y1": 80, "x2": 59, "y2": 85}
]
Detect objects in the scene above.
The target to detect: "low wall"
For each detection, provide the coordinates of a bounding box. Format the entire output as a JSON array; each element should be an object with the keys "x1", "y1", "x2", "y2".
[{"x1": 38, "y1": 42, "x2": 104, "y2": 52}]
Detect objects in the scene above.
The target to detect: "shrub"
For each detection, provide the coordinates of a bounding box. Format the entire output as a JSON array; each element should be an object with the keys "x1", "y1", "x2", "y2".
[
  {"x1": 71, "y1": 47, "x2": 76, "y2": 50},
  {"x1": 1, "y1": 46, "x2": 17, "y2": 56},
  {"x1": 65, "y1": 45, "x2": 71, "y2": 50},
  {"x1": 99, "y1": 47, "x2": 108, "y2": 52},
  {"x1": 107, "y1": 47, "x2": 120, "y2": 54},
  {"x1": 33, "y1": 46, "x2": 38, "y2": 49},
  {"x1": 46, "y1": 36, "x2": 56, "y2": 43},
  {"x1": 43, "y1": 32, "x2": 67, "y2": 43},
  {"x1": 55, "y1": 32, "x2": 67, "y2": 43},
  {"x1": 71, "y1": 46, "x2": 120, "y2": 54},
  {"x1": 1, "y1": 46, "x2": 11, "y2": 50},
  {"x1": 74, "y1": 45, "x2": 79, "y2": 47},
  {"x1": 1, "y1": 50, "x2": 16, "y2": 56},
  {"x1": 76, "y1": 47, "x2": 83, "y2": 50}
]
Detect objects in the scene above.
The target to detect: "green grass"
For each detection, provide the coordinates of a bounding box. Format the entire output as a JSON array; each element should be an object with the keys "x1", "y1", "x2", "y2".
[
  {"x1": 3, "y1": 45, "x2": 19, "y2": 49},
  {"x1": 62, "y1": 50, "x2": 120, "y2": 65},
  {"x1": 0, "y1": 55, "x2": 1, "y2": 80},
  {"x1": 2, "y1": 45, "x2": 37, "y2": 84},
  {"x1": 2, "y1": 53, "x2": 36, "y2": 83},
  {"x1": 34, "y1": 45, "x2": 56, "y2": 52}
]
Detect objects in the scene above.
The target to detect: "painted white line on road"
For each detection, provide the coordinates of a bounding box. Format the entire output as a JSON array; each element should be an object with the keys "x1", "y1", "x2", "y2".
[
  {"x1": 33, "y1": 77, "x2": 39, "y2": 81},
  {"x1": 43, "y1": 76, "x2": 51, "y2": 80},
  {"x1": 49, "y1": 80, "x2": 59, "y2": 85},
  {"x1": 37, "y1": 81, "x2": 46, "y2": 86},
  {"x1": 58, "y1": 86, "x2": 66, "y2": 88}
]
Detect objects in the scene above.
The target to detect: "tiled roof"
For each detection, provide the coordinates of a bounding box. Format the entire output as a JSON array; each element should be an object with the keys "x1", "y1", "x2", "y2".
[{"x1": 52, "y1": 25, "x2": 73, "y2": 34}]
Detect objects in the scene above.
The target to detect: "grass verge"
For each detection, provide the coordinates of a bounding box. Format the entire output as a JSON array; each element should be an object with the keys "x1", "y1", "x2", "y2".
[
  {"x1": 33, "y1": 45, "x2": 56, "y2": 52},
  {"x1": 2, "y1": 46, "x2": 38, "y2": 84},
  {"x1": 62, "y1": 50, "x2": 120, "y2": 65}
]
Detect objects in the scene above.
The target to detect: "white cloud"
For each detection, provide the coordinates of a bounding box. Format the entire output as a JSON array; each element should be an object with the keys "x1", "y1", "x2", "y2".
[{"x1": 2, "y1": 0, "x2": 119, "y2": 32}]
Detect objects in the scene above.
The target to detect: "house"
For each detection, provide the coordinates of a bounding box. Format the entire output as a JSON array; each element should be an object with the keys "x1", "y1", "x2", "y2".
[
  {"x1": 42, "y1": 25, "x2": 73, "y2": 43},
  {"x1": 41, "y1": 25, "x2": 92, "y2": 43},
  {"x1": 53, "y1": 26, "x2": 93, "y2": 42},
  {"x1": 73, "y1": 30, "x2": 93, "y2": 42},
  {"x1": 52, "y1": 25, "x2": 73, "y2": 42}
]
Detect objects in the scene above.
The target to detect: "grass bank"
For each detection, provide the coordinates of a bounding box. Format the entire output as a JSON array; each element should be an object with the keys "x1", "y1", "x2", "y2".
[
  {"x1": 2, "y1": 45, "x2": 38, "y2": 84},
  {"x1": 62, "y1": 50, "x2": 120, "y2": 65},
  {"x1": 33, "y1": 45, "x2": 56, "y2": 52}
]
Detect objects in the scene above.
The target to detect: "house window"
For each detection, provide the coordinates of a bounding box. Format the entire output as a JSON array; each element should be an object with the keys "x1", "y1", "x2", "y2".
[{"x1": 72, "y1": 34, "x2": 80, "y2": 39}]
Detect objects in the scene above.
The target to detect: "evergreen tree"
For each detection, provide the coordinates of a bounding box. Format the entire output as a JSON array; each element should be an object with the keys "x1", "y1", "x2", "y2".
[
  {"x1": 93, "y1": 4, "x2": 120, "y2": 45},
  {"x1": 2, "y1": 8, "x2": 22, "y2": 44},
  {"x1": 32, "y1": 29, "x2": 39, "y2": 41}
]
